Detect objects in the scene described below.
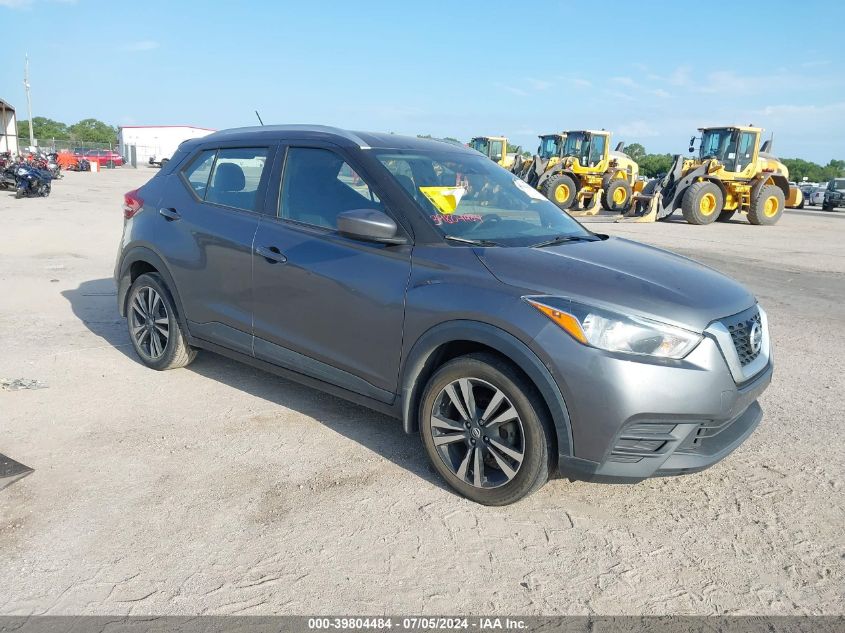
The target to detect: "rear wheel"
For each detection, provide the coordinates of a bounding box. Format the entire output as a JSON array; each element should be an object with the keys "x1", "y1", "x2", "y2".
[
  {"x1": 127, "y1": 273, "x2": 196, "y2": 370},
  {"x1": 419, "y1": 353, "x2": 553, "y2": 505},
  {"x1": 681, "y1": 181, "x2": 723, "y2": 225},
  {"x1": 544, "y1": 173, "x2": 578, "y2": 210},
  {"x1": 747, "y1": 184, "x2": 785, "y2": 225},
  {"x1": 603, "y1": 179, "x2": 632, "y2": 212}
]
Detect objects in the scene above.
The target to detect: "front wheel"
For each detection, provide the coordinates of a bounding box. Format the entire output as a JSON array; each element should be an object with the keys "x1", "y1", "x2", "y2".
[
  {"x1": 126, "y1": 273, "x2": 197, "y2": 370},
  {"x1": 681, "y1": 181, "x2": 723, "y2": 225},
  {"x1": 419, "y1": 353, "x2": 553, "y2": 505},
  {"x1": 603, "y1": 179, "x2": 633, "y2": 212},
  {"x1": 543, "y1": 173, "x2": 578, "y2": 210}
]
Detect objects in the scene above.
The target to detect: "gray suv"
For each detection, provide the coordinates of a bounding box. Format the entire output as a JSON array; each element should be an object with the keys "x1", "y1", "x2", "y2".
[{"x1": 115, "y1": 126, "x2": 773, "y2": 505}]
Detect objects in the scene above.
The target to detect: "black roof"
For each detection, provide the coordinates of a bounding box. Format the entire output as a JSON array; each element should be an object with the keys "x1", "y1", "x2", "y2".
[{"x1": 194, "y1": 125, "x2": 472, "y2": 153}]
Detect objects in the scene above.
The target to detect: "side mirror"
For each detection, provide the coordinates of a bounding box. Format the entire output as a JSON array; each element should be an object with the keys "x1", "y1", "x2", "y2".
[
  {"x1": 688, "y1": 146, "x2": 695, "y2": 154},
  {"x1": 337, "y1": 209, "x2": 406, "y2": 245}
]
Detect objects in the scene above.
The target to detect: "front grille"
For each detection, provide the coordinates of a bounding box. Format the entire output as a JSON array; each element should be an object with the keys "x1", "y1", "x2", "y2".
[{"x1": 723, "y1": 308, "x2": 762, "y2": 366}]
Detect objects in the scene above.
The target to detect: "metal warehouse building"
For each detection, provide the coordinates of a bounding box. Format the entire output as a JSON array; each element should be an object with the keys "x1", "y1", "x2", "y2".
[
  {"x1": 118, "y1": 125, "x2": 215, "y2": 166},
  {"x1": 1, "y1": 98, "x2": 18, "y2": 156}
]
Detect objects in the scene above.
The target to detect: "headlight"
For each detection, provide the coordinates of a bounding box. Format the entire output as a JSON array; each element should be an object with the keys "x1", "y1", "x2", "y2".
[{"x1": 525, "y1": 297, "x2": 702, "y2": 359}]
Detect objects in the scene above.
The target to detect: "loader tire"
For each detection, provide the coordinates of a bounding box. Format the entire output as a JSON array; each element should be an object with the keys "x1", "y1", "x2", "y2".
[
  {"x1": 602, "y1": 179, "x2": 632, "y2": 212},
  {"x1": 544, "y1": 173, "x2": 577, "y2": 210},
  {"x1": 747, "y1": 184, "x2": 785, "y2": 225},
  {"x1": 681, "y1": 181, "x2": 723, "y2": 225},
  {"x1": 716, "y1": 210, "x2": 736, "y2": 222}
]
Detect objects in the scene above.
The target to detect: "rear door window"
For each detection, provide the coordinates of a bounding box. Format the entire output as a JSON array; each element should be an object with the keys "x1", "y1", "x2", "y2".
[
  {"x1": 182, "y1": 149, "x2": 217, "y2": 198},
  {"x1": 205, "y1": 148, "x2": 268, "y2": 211}
]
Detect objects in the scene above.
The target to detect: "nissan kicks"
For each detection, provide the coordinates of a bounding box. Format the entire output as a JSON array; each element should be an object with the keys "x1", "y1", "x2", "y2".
[{"x1": 115, "y1": 125, "x2": 773, "y2": 505}]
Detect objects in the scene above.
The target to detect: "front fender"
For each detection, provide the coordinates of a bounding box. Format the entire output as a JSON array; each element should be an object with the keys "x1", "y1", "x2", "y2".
[{"x1": 399, "y1": 319, "x2": 573, "y2": 460}]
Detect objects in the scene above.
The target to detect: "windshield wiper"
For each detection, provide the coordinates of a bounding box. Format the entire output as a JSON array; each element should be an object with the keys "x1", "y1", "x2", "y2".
[
  {"x1": 444, "y1": 235, "x2": 502, "y2": 247},
  {"x1": 531, "y1": 235, "x2": 599, "y2": 248}
]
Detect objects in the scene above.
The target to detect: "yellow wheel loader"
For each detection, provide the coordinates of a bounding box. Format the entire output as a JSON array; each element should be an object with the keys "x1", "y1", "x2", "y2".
[
  {"x1": 469, "y1": 136, "x2": 521, "y2": 169},
  {"x1": 512, "y1": 132, "x2": 566, "y2": 185},
  {"x1": 620, "y1": 125, "x2": 803, "y2": 225},
  {"x1": 533, "y1": 130, "x2": 642, "y2": 216}
]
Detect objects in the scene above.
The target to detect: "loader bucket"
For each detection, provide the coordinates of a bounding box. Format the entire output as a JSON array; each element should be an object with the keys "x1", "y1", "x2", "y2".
[
  {"x1": 616, "y1": 192, "x2": 662, "y2": 222},
  {"x1": 568, "y1": 190, "x2": 604, "y2": 217}
]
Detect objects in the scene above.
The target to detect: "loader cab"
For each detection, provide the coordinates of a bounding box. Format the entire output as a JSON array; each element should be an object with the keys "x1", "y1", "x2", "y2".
[
  {"x1": 562, "y1": 131, "x2": 608, "y2": 169},
  {"x1": 698, "y1": 127, "x2": 760, "y2": 175},
  {"x1": 469, "y1": 136, "x2": 508, "y2": 166},
  {"x1": 537, "y1": 134, "x2": 565, "y2": 160}
]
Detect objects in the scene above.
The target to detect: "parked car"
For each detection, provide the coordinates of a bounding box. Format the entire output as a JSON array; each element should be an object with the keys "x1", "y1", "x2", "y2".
[
  {"x1": 72, "y1": 147, "x2": 92, "y2": 158},
  {"x1": 114, "y1": 126, "x2": 773, "y2": 505},
  {"x1": 86, "y1": 149, "x2": 124, "y2": 168},
  {"x1": 808, "y1": 188, "x2": 827, "y2": 206},
  {"x1": 822, "y1": 178, "x2": 845, "y2": 211}
]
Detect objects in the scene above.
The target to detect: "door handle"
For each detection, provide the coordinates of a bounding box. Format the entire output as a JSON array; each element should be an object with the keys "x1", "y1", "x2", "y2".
[
  {"x1": 159, "y1": 207, "x2": 181, "y2": 221},
  {"x1": 256, "y1": 245, "x2": 287, "y2": 264}
]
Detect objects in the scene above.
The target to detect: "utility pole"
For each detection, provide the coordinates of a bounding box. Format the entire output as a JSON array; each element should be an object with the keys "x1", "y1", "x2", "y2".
[{"x1": 24, "y1": 54, "x2": 34, "y2": 149}]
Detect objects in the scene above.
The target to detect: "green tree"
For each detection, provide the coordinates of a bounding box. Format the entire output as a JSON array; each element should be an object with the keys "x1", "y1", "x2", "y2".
[
  {"x1": 625, "y1": 142, "x2": 646, "y2": 162},
  {"x1": 17, "y1": 116, "x2": 70, "y2": 140},
  {"x1": 68, "y1": 118, "x2": 117, "y2": 144},
  {"x1": 638, "y1": 153, "x2": 675, "y2": 178}
]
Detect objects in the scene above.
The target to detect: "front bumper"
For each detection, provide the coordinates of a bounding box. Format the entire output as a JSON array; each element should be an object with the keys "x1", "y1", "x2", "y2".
[{"x1": 532, "y1": 308, "x2": 773, "y2": 483}]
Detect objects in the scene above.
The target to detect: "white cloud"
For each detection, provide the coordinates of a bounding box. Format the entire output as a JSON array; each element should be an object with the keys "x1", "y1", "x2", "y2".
[
  {"x1": 611, "y1": 76, "x2": 637, "y2": 87},
  {"x1": 493, "y1": 82, "x2": 528, "y2": 97},
  {"x1": 122, "y1": 40, "x2": 160, "y2": 52},
  {"x1": 525, "y1": 77, "x2": 552, "y2": 91},
  {"x1": 617, "y1": 120, "x2": 660, "y2": 139}
]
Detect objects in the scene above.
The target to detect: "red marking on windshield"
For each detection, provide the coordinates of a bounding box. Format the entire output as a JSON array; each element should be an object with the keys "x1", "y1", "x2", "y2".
[{"x1": 431, "y1": 214, "x2": 482, "y2": 225}]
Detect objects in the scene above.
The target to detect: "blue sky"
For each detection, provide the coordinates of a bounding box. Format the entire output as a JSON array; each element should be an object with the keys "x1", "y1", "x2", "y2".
[{"x1": 2, "y1": 0, "x2": 844, "y2": 162}]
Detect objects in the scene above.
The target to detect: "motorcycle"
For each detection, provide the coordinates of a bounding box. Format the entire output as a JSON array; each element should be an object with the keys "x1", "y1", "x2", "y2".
[
  {"x1": 46, "y1": 152, "x2": 62, "y2": 179},
  {"x1": 14, "y1": 163, "x2": 52, "y2": 198}
]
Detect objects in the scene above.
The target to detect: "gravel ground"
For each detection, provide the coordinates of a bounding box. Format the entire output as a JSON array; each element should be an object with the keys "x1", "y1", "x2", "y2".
[{"x1": 0, "y1": 169, "x2": 842, "y2": 615}]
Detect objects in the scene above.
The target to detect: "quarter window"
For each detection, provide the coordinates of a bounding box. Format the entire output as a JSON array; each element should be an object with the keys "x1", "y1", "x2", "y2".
[
  {"x1": 183, "y1": 150, "x2": 216, "y2": 197},
  {"x1": 205, "y1": 148, "x2": 268, "y2": 211},
  {"x1": 279, "y1": 148, "x2": 381, "y2": 229}
]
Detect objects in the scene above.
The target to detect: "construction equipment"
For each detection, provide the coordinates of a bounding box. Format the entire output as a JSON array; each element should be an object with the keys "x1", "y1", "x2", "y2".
[
  {"x1": 531, "y1": 130, "x2": 642, "y2": 216},
  {"x1": 621, "y1": 125, "x2": 802, "y2": 225},
  {"x1": 512, "y1": 132, "x2": 566, "y2": 185},
  {"x1": 468, "y1": 136, "x2": 521, "y2": 169}
]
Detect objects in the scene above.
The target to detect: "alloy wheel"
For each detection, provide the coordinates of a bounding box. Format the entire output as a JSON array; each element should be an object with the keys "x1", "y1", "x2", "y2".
[
  {"x1": 429, "y1": 377, "x2": 525, "y2": 489},
  {"x1": 129, "y1": 286, "x2": 170, "y2": 359}
]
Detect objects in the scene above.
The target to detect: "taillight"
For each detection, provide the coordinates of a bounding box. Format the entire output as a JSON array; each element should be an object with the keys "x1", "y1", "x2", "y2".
[{"x1": 123, "y1": 189, "x2": 143, "y2": 219}]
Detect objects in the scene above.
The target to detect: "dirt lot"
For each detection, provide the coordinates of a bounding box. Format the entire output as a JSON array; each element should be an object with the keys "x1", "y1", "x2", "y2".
[{"x1": 0, "y1": 168, "x2": 843, "y2": 616}]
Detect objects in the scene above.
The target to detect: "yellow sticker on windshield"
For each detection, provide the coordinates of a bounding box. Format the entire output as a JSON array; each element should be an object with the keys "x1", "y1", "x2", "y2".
[{"x1": 419, "y1": 185, "x2": 467, "y2": 215}]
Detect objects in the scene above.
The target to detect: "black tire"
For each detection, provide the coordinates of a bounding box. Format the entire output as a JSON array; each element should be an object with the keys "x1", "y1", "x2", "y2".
[
  {"x1": 126, "y1": 273, "x2": 196, "y2": 370},
  {"x1": 716, "y1": 210, "x2": 735, "y2": 222},
  {"x1": 419, "y1": 353, "x2": 553, "y2": 505},
  {"x1": 602, "y1": 179, "x2": 632, "y2": 212},
  {"x1": 822, "y1": 201, "x2": 832, "y2": 211},
  {"x1": 681, "y1": 181, "x2": 723, "y2": 225},
  {"x1": 747, "y1": 184, "x2": 785, "y2": 225},
  {"x1": 544, "y1": 173, "x2": 578, "y2": 209}
]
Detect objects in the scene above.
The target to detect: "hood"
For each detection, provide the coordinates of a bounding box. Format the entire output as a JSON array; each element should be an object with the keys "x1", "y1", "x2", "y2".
[{"x1": 476, "y1": 236, "x2": 755, "y2": 332}]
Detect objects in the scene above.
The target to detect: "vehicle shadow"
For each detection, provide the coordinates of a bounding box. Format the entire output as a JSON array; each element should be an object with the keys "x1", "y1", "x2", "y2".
[{"x1": 62, "y1": 278, "x2": 447, "y2": 493}]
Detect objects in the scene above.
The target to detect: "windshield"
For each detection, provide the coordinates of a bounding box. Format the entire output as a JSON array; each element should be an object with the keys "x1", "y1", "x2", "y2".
[
  {"x1": 538, "y1": 136, "x2": 562, "y2": 159},
  {"x1": 700, "y1": 129, "x2": 738, "y2": 162},
  {"x1": 376, "y1": 149, "x2": 591, "y2": 246},
  {"x1": 834, "y1": 179, "x2": 845, "y2": 190},
  {"x1": 469, "y1": 138, "x2": 490, "y2": 157},
  {"x1": 561, "y1": 132, "x2": 605, "y2": 166}
]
